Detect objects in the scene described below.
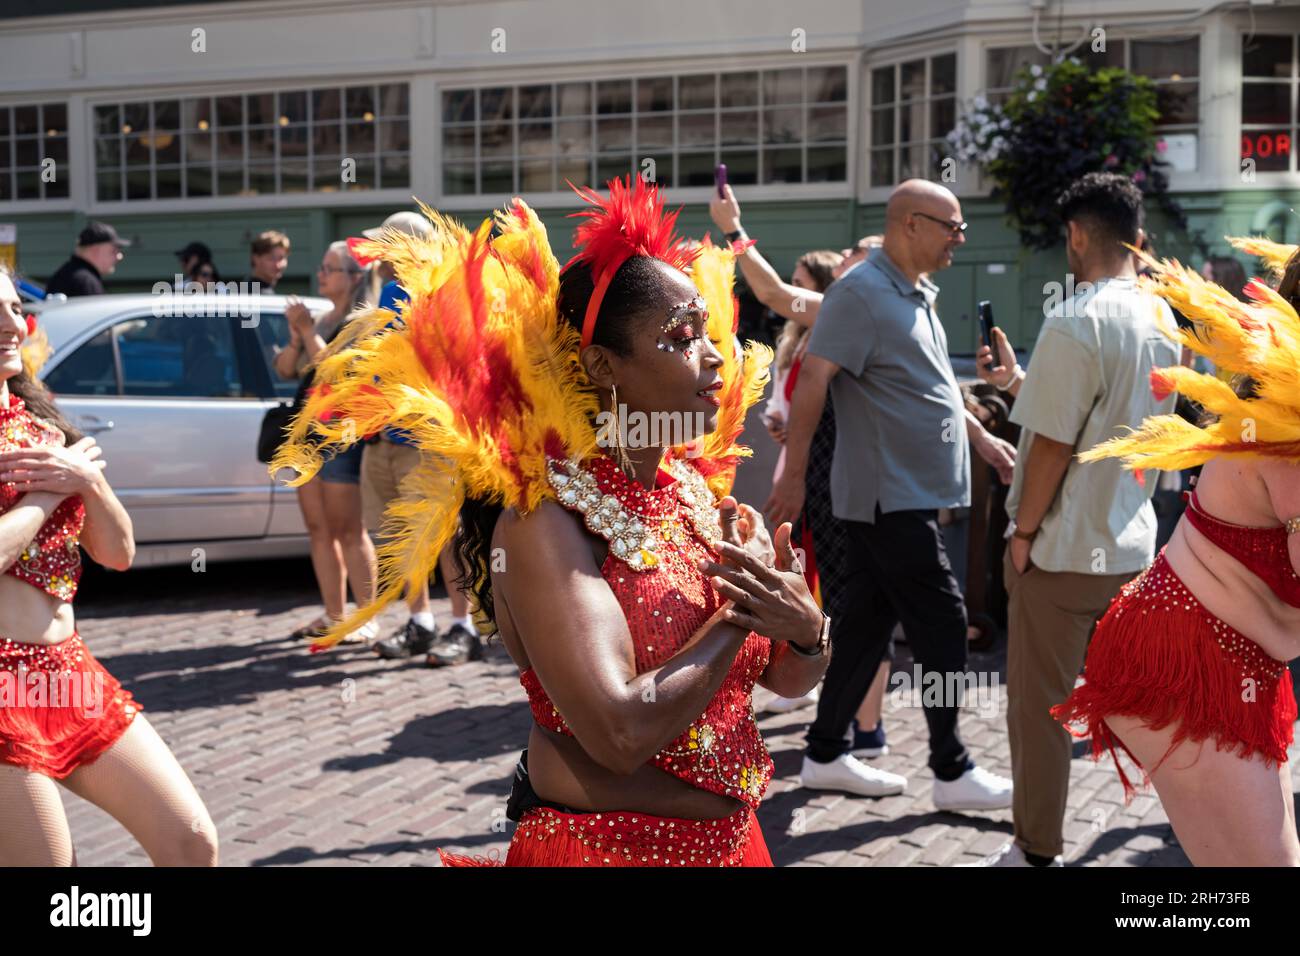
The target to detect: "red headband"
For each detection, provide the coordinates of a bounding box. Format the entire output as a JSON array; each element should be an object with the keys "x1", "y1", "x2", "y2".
[{"x1": 562, "y1": 176, "x2": 699, "y2": 350}]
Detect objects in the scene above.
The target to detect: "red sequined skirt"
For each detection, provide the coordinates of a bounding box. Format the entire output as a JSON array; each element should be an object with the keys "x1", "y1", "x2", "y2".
[
  {"x1": 1052, "y1": 551, "x2": 1295, "y2": 799},
  {"x1": 0, "y1": 632, "x2": 141, "y2": 779},
  {"x1": 439, "y1": 804, "x2": 772, "y2": 868}
]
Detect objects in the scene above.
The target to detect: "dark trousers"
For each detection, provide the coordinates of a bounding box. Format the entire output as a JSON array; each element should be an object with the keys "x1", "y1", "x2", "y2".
[{"x1": 804, "y1": 506, "x2": 974, "y2": 780}]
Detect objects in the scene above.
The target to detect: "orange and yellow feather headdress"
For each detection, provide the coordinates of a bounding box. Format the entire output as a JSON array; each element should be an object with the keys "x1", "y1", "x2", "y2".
[{"x1": 1081, "y1": 238, "x2": 1300, "y2": 471}]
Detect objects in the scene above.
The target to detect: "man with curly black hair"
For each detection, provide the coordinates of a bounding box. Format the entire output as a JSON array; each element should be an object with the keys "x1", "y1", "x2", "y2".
[{"x1": 970, "y1": 171, "x2": 1181, "y2": 866}]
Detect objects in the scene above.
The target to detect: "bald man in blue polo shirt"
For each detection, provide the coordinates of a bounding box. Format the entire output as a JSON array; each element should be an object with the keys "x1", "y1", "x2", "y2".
[{"x1": 768, "y1": 179, "x2": 1016, "y2": 810}]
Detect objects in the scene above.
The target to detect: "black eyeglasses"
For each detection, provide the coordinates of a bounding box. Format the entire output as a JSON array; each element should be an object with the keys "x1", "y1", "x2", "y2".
[{"x1": 912, "y1": 212, "x2": 968, "y2": 236}]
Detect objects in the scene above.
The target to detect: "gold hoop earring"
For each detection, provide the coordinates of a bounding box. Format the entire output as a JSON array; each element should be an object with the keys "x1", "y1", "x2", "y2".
[{"x1": 609, "y1": 383, "x2": 634, "y2": 478}]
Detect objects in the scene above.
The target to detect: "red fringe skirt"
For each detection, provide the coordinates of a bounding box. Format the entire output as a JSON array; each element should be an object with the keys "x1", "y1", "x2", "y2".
[
  {"x1": 0, "y1": 632, "x2": 141, "y2": 779},
  {"x1": 439, "y1": 804, "x2": 772, "y2": 868},
  {"x1": 1052, "y1": 551, "x2": 1295, "y2": 799}
]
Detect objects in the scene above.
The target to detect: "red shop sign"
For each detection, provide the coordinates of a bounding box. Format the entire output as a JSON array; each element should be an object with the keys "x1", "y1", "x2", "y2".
[{"x1": 1241, "y1": 132, "x2": 1293, "y2": 159}]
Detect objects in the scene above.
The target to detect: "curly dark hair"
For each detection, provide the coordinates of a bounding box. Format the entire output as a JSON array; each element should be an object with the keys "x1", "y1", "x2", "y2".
[
  {"x1": 452, "y1": 254, "x2": 673, "y2": 633},
  {"x1": 1056, "y1": 172, "x2": 1145, "y2": 250}
]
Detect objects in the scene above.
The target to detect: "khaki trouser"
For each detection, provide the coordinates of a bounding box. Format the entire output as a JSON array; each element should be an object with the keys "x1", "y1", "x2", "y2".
[
  {"x1": 360, "y1": 438, "x2": 425, "y2": 533},
  {"x1": 1003, "y1": 548, "x2": 1134, "y2": 858}
]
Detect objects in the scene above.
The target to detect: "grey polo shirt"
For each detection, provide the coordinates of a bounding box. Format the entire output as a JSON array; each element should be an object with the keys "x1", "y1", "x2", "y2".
[{"x1": 806, "y1": 249, "x2": 971, "y2": 522}]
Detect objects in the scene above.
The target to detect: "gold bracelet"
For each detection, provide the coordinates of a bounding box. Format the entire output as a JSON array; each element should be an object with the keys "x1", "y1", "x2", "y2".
[{"x1": 1286, "y1": 516, "x2": 1300, "y2": 535}]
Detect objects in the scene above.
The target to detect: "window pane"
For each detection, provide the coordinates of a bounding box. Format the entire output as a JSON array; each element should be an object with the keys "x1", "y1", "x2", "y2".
[
  {"x1": 899, "y1": 99, "x2": 925, "y2": 144},
  {"x1": 279, "y1": 158, "x2": 308, "y2": 193},
  {"x1": 345, "y1": 121, "x2": 376, "y2": 155},
  {"x1": 595, "y1": 154, "x2": 632, "y2": 183},
  {"x1": 312, "y1": 89, "x2": 342, "y2": 121},
  {"x1": 155, "y1": 164, "x2": 182, "y2": 198},
  {"x1": 312, "y1": 122, "x2": 342, "y2": 157},
  {"x1": 94, "y1": 105, "x2": 120, "y2": 136},
  {"x1": 900, "y1": 60, "x2": 926, "y2": 101},
  {"x1": 124, "y1": 133, "x2": 150, "y2": 167},
  {"x1": 808, "y1": 105, "x2": 847, "y2": 142},
  {"x1": 930, "y1": 97, "x2": 956, "y2": 138},
  {"x1": 761, "y1": 147, "x2": 801, "y2": 184},
  {"x1": 377, "y1": 119, "x2": 408, "y2": 153},
  {"x1": 720, "y1": 149, "x2": 757, "y2": 185},
  {"x1": 126, "y1": 167, "x2": 151, "y2": 199},
  {"x1": 557, "y1": 82, "x2": 591, "y2": 116},
  {"x1": 763, "y1": 69, "x2": 803, "y2": 105},
  {"x1": 807, "y1": 145, "x2": 847, "y2": 182},
  {"x1": 1242, "y1": 83, "x2": 1292, "y2": 125},
  {"x1": 1240, "y1": 129, "x2": 1293, "y2": 172},
  {"x1": 443, "y1": 162, "x2": 476, "y2": 194},
  {"x1": 245, "y1": 93, "x2": 274, "y2": 126},
  {"x1": 246, "y1": 126, "x2": 275, "y2": 163},
  {"x1": 519, "y1": 158, "x2": 553, "y2": 191},
  {"x1": 186, "y1": 162, "x2": 213, "y2": 197},
  {"x1": 342, "y1": 157, "x2": 375, "y2": 190},
  {"x1": 985, "y1": 46, "x2": 1049, "y2": 91},
  {"x1": 872, "y1": 107, "x2": 895, "y2": 146},
  {"x1": 678, "y1": 112, "x2": 715, "y2": 148},
  {"x1": 557, "y1": 119, "x2": 591, "y2": 155},
  {"x1": 15, "y1": 168, "x2": 40, "y2": 200},
  {"x1": 720, "y1": 111, "x2": 758, "y2": 146},
  {"x1": 45, "y1": 328, "x2": 116, "y2": 396},
  {"x1": 216, "y1": 127, "x2": 244, "y2": 163},
  {"x1": 762, "y1": 108, "x2": 802, "y2": 144},
  {"x1": 679, "y1": 75, "x2": 715, "y2": 110},
  {"x1": 118, "y1": 316, "x2": 241, "y2": 398},
  {"x1": 154, "y1": 100, "x2": 180, "y2": 130},
  {"x1": 1132, "y1": 37, "x2": 1199, "y2": 80},
  {"x1": 872, "y1": 67, "x2": 895, "y2": 106},
  {"x1": 637, "y1": 115, "x2": 673, "y2": 150},
  {"x1": 183, "y1": 97, "x2": 213, "y2": 131},
  {"x1": 279, "y1": 90, "x2": 307, "y2": 124},
  {"x1": 216, "y1": 164, "x2": 244, "y2": 195},
  {"x1": 13, "y1": 106, "x2": 37, "y2": 136},
  {"x1": 519, "y1": 121, "x2": 553, "y2": 156},
  {"x1": 97, "y1": 168, "x2": 122, "y2": 201},
  {"x1": 442, "y1": 89, "x2": 475, "y2": 124},
  {"x1": 14, "y1": 138, "x2": 37, "y2": 166},
  {"x1": 482, "y1": 161, "x2": 513, "y2": 192},
  {"x1": 899, "y1": 142, "x2": 927, "y2": 180},
  {"x1": 931, "y1": 54, "x2": 957, "y2": 96},
  {"x1": 720, "y1": 72, "x2": 758, "y2": 107},
  {"x1": 0, "y1": 172, "x2": 11, "y2": 202},
  {"x1": 46, "y1": 173, "x2": 68, "y2": 199},
  {"x1": 808, "y1": 66, "x2": 847, "y2": 103},
  {"x1": 519, "y1": 85, "x2": 553, "y2": 119},
  {"x1": 153, "y1": 131, "x2": 180, "y2": 164},
  {"x1": 381, "y1": 83, "x2": 409, "y2": 117},
  {"x1": 596, "y1": 117, "x2": 631, "y2": 152},
  {"x1": 597, "y1": 80, "x2": 632, "y2": 114},
  {"x1": 481, "y1": 87, "x2": 514, "y2": 122},
  {"x1": 1242, "y1": 35, "x2": 1293, "y2": 79},
  {"x1": 278, "y1": 124, "x2": 308, "y2": 158},
  {"x1": 248, "y1": 163, "x2": 276, "y2": 195},
  {"x1": 346, "y1": 85, "x2": 376, "y2": 120},
  {"x1": 444, "y1": 126, "x2": 475, "y2": 160},
  {"x1": 215, "y1": 96, "x2": 243, "y2": 127},
  {"x1": 677, "y1": 151, "x2": 715, "y2": 187},
  {"x1": 637, "y1": 76, "x2": 674, "y2": 112},
  {"x1": 43, "y1": 103, "x2": 67, "y2": 135},
  {"x1": 481, "y1": 123, "x2": 513, "y2": 159},
  {"x1": 379, "y1": 153, "x2": 409, "y2": 189},
  {"x1": 556, "y1": 155, "x2": 592, "y2": 187},
  {"x1": 1155, "y1": 82, "x2": 1199, "y2": 126}
]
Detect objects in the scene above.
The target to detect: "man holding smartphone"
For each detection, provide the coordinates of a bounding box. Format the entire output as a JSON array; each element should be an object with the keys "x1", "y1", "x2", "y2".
[{"x1": 768, "y1": 179, "x2": 1016, "y2": 808}]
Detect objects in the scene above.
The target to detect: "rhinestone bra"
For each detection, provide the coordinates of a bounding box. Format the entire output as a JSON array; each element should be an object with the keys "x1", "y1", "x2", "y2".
[
  {"x1": 0, "y1": 392, "x2": 84, "y2": 602},
  {"x1": 520, "y1": 453, "x2": 773, "y2": 809},
  {"x1": 1183, "y1": 490, "x2": 1300, "y2": 609}
]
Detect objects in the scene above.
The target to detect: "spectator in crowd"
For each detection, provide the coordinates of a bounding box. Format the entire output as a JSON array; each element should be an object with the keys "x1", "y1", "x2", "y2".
[
  {"x1": 246, "y1": 230, "x2": 290, "y2": 294},
  {"x1": 1201, "y1": 255, "x2": 1249, "y2": 302},
  {"x1": 174, "y1": 241, "x2": 213, "y2": 286},
  {"x1": 46, "y1": 222, "x2": 130, "y2": 297},
  {"x1": 191, "y1": 260, "x2": 221, "y2": 292},
  {"x1": 768, "y1": 179, "x2": 1016, "y2": 806},
  {"x1": 361, "y1": 211, "x2": 482, "y2": 666},
  {"x1": 276, "y1": 241, "x2": 378, "y2": 644},
  {"x1": 970, "y1": 172, "x2": 1180, "y2": 867}
]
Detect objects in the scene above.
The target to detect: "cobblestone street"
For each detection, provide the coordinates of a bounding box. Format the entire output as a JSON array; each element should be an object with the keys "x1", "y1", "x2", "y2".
[{"x1": 58, "y1": 557, "x2": 1298, "y2": 867}]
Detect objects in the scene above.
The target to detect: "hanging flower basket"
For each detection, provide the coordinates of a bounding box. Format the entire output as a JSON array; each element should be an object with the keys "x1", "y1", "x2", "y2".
[{"x1": 948, "y1": 58, "x2": 1183, "y2": 250}]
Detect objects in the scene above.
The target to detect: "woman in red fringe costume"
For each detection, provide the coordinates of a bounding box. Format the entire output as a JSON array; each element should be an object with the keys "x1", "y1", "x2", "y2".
[
  {"x1": 272, "y1": 177, "x2": 828, "y2": 867},
  {"x1": 1053, "y1": 241, "x2": 1300, "y2": 866},
  {"x1": 0, "y1": 268, "x2": 217, "y2": 866}
]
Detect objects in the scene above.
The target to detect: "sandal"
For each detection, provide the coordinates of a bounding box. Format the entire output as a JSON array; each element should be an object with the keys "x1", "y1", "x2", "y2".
[{"x1": 290, "y1": 614, "x2": 334, "y2": 640}]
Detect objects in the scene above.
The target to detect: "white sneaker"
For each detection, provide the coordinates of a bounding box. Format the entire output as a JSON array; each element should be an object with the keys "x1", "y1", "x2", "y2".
[
  {"x1": 932, "y1": 765, "x2": 1013, "y2": 812},
  {"x1": 762, "y1": 686, "x2": 819, "y2": 714},
  {"x1": 960, "y1": 841, "x2": 1062, "y2": 867},
  {"x1": 799, "y1": 753, "x2": 907, "y2": 797}
]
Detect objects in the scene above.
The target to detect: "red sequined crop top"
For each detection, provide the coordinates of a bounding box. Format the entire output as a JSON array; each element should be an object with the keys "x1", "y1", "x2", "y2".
[
  {"x1": 518, "y1": 453, "x2": 774, "y2": 809},
  {"x1": 1184, "y1": 490, "x2": 1300, "y2": 608},
  {"x1": 0, "y1": 392, "x2": 84, "y2": 602}
]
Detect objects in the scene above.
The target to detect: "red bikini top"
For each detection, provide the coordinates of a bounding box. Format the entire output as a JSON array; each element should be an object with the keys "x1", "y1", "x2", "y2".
[
  {"x1": 0, "y1": 392, "x2": 85, "y2": 602},
  {"x1": 1183, "y1": 489, "x2": 1300, "y2": 608},
  {"x1": 518, "y1": 453, "x2": 774, "y2": 809}
]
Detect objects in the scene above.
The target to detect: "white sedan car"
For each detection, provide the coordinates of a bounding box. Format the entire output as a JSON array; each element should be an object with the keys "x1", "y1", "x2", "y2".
[{"x1": 34, "y1": 292, "x2": 332, "y2": 568}]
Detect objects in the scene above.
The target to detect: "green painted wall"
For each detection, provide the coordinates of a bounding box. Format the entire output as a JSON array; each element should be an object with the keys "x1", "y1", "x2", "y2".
[{"x1": 9, "y1": 188, "x2": 1298, "y2": 353}]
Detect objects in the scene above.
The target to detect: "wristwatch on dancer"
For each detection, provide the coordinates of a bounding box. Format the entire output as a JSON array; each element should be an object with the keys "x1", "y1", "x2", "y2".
[{"x1": 788, "y1": 610, "x2": 830, "y2": 657}]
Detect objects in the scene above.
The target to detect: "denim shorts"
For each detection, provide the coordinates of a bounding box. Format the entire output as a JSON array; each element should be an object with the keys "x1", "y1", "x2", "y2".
[{"x1": 317, "y1": 442, "x2": 364, "y2": 484}]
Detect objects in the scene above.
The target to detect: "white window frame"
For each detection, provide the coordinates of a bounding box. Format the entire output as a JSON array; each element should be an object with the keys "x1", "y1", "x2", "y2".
[
  {"x1": 0, "y1": 100, "x2": 74, "y2": 211},
  {"x1": 861, "y1": 46, "x2": 959, "y2": 204},
  {"x1": 1238, "y1": 29, "x2": 1299, "y2": 182}
]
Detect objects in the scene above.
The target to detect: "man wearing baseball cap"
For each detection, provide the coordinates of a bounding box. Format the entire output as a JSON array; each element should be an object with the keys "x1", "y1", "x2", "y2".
[{"x1": 46, "y1": 221, "x2": 131, "y2": 297}]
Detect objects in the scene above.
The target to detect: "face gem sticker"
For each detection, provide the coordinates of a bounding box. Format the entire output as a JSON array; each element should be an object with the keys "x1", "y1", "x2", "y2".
[{"x1": 661, "y1": 295, "x2": 707, "y2": 336}]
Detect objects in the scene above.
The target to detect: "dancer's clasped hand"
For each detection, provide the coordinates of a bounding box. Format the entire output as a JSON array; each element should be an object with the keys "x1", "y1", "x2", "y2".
[
  {"x1": 701, "y1": 518, "x2": 822, "y2": 648},
  {"x1": 0, "y1": 436, "x2": 107, "y2": 496}
]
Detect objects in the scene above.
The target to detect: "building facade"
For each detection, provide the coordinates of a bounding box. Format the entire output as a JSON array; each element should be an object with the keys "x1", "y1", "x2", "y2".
[{"x1": 1, "y1": 0, "x2": 1298, "y2": 349}]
